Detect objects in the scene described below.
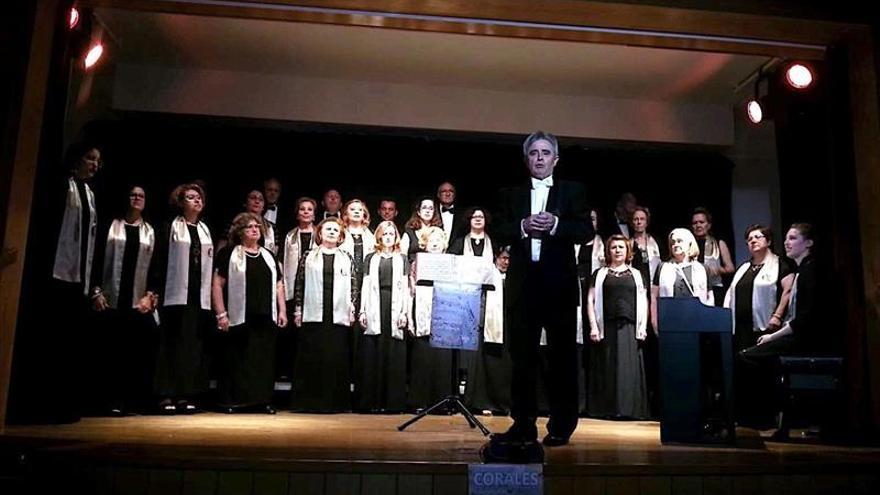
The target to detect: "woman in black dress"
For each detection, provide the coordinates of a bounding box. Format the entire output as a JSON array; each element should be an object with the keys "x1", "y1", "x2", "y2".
[
  {"x1": 585, "y1": 235, "x2": 649, "y2": 419},
  {"x1": 724, "y1": 224, "x2": 795, "y2": 427},
  {"x1": 212, "y1": 213, "x2": 287, "y2": 414},
  {"x1": 724, "y1": 224, "x2": 795, "y2": 352},
  {"x1": 278, "y1": 197, "x2": 317, "y2": 382},
  {"x1": 151, "y1": 183, "x2": 214, "y2": 414},
  {"x1": 291, "y1": 217, "x2": 358, "y2": 412},
  {"x1": 356, "y1": 220, "x2": 410, "y2": 412},
  {"x1": 692, "y1": 207, "x2": 735, "y2": 307},
  {"x1": 90, "y1": 185, "x2": 157, "y2": 415},
  {"x1": 340, "y1": 199, "x2": 375, "y2": 405}
]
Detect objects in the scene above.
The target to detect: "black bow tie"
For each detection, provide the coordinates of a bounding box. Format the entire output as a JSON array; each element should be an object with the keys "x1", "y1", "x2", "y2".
[
  {"x1": 266, "y1": 204, "x2": 276, "y2": 211},
  {"x1": 442, "y1": 206, "x2": 454, "y2": 213}
]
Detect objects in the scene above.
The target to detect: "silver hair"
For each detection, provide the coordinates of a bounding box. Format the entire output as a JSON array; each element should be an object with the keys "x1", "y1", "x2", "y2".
[{"x1": 522, "y1": 131, "x2": 559, "y2": 158}]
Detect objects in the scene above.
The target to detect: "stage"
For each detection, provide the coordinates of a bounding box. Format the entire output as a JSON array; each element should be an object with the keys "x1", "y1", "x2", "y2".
[{"x1": 1, "y1": 414, "x2": 878, "y2": 494}]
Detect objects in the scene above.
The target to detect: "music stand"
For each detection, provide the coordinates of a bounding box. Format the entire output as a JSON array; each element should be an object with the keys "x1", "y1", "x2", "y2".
[{"x1": 398, "y1": 280, "x2": 493, "y2": 436}]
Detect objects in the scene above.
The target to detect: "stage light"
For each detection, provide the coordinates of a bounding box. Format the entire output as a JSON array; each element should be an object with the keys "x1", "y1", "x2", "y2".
[
  {"x1": 785, "y1": 63, "x2": 813, "y2": 90},
  {"x1": 69, "y1": 7, "x2": 80, "y2": 29},
  {"x1": 83, "y1": 43, "x2": 103, "y2": 69},
  {"x1": 747, "y1": 99, "x2": 763, "y2": 124}
]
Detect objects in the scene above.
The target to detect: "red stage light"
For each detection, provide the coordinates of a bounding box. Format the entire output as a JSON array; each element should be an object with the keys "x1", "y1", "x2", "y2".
[
  {"x1": 69, "y1": 7, "x2": 80, "y2": 29},
  {"x1": 785, "y1": 64, "x2": 813, "y2": 90},
  {"x1": 84, "y1": 43, "x2": 103, "y2": 69}
]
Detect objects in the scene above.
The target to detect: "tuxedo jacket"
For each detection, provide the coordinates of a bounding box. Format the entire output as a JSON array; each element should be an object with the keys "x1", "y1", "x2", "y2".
[{"x1": 495, "y1": 179, "x2": 592, "y2": 308}]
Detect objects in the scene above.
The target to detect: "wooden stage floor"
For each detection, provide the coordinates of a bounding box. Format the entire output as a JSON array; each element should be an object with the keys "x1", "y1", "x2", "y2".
[{"x1": 2, "y1": 413, "x2": 879, "y2": 494}]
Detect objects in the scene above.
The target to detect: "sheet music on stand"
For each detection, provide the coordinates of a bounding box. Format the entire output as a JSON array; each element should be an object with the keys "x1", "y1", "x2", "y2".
[{"x1": 399, "y1": 253, "x2": 495, "y2": 436}]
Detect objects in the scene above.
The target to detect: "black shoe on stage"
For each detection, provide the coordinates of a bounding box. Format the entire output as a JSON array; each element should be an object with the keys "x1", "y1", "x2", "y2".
[
  {"x1": 541, "y1": 434, "x2": 570, "y2": 447},
  {"x1": 482, "y1": 423, "x2": 544, "y2": 464}
]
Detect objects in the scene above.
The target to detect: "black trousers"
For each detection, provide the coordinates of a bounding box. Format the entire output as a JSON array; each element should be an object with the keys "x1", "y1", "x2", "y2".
[{"x1": 509, "y1": 261, "x2": 579, "y2": 439}]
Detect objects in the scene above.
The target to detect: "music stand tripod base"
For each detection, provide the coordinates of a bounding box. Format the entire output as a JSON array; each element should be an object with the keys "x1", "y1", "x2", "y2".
[{"x1": 398, "y1": 394, "x2": 491, "y2": 436}]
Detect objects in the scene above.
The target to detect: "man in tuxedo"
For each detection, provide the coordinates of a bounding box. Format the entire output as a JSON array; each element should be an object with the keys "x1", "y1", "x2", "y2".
[
  {"x1": 493, "y1": 131, "x2": 591, "y2": 447},
  {"x1": 321, "y1": 189, "x2": 342, "y2": 219},
  {"x1": 605, "y1": 192, "x2": 637, "y2": 238},
  {"x1": 262, "y1": 178, "x2": 283, "y2": 248},
  {"x1": 437, "y1": 181, "x2": 458, "y2": 241}
]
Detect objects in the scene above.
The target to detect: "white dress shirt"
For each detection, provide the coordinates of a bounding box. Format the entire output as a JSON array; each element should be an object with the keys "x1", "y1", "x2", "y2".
[
  {"x1": 440, "y1": 206, "x2": 455, "y2": 240},
  {"x1": 264, "y1": 204, "x2": 278, "y2": 226},
  {"x1": 523, "y1": 176, "x2": 558, "y2": 262}
]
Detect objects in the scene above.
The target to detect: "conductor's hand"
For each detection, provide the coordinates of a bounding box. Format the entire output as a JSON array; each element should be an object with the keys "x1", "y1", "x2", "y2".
[
  {"x1": 522, "y1": 212, "x2": 556, "y2": 236},
  {"x1": 359, "y1": 313, "x2": 368, "y2": 328}
]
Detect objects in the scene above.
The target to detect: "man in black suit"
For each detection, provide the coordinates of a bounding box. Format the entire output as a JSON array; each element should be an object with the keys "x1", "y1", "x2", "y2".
[
  {"x1": 262, "y1": 178, "x2": 284, "y2": 249},
  {"x1": 493, "y1": 131, "x2": 591, "y2": 447}
]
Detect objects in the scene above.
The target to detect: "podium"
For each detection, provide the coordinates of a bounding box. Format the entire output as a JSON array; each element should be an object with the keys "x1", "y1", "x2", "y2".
[{"x1": 657, "y1": 297, "x2": 734, "y2": 444}]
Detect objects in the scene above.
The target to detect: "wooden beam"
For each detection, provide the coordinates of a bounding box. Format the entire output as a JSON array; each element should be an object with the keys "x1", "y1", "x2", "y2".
[
  {"x1": 845, "y1": 27, "x2": 880, "y2": 435},
  {"x1": 81, "y1": 0, "x2": 837, "y2": 59},
  {"x1": 0, "y1": 0, "x2": 61, "y2": 432}
]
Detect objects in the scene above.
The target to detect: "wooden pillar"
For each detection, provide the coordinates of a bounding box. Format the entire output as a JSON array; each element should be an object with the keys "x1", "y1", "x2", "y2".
[{"x1": 0, "y1": 0, "x2": 61, "y2": 432}]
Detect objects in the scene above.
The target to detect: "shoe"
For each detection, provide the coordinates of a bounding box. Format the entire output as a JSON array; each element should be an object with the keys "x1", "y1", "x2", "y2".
[
  {"x1": 542, "y1": 434, "x2": 570, "y2": 447},
  {"x1": 491, "y1": 424, "x2": 538, "y2": 445},
  {"x1": 159, "y1": 401, "x2": 176, "y2": 415},
  {"x1": 109, "y1": 407, "x2": 126, "y2": 417},
  {"x1": 177, "y1": 401, "x2": 198, "y2": 414},
  {"x1": 264, "y1": 405, "x2": 276, "y2": 415}
]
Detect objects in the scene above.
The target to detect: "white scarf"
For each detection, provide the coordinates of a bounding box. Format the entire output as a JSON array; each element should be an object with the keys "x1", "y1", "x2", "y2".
[
  {"x1": 724, "y1": 252, "x2": 782, "y2": 334},
  {"x1": 263, "y1": 221, "x2": 276, "y2": 255},
  {"x1": 590, "y1": 266, "x2": 648, "y2": 340},
  {"x1": 53, "y1": 178, "x2": 96, "y2": 293},
  {"x1": 302, "y1": 246, "x2": 353, "y2": 326},
  {"x1": 340, "y1": 227, "x2": 376, "y2": 265},
  {"x1": 484, "y1": 267, "x2": 505, "y2": 343},
  {"x1": 163, "y1": 216, "x2": 213, "y2": 309},
  {"x1": 462, "y1": 233, "x2": 493, "y2": 260},
  {"x1": 101, "y1": 219, "x2": 154, "y2": 309},
  {"x1": 226, "y1": 245, "x2": 278, "y2": 326},
  {"x1": 657, "y1": 260, "x2": 710, "y2": 304},
  {"x1": 702, "y1": 235, "x2": 723, "y2": 288},
  {"x1": 413, "y1": 284, "x2": 434, "y2": 337},
  {"x1": 282, "y1": 227, "x2": 316, "y2": 301},
  {"x1": 359, "y1": 253, "x2": 409, "y2": 339}
]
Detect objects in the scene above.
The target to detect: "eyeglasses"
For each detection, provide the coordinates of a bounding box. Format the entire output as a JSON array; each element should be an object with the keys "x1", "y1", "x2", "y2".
[
  {"x1": 244, "y1": 223, "x2": 261, "y2": 229},
  {"x1": 747, "y1": 234, "x2": 766, "y2": 242},
  {"x1": 129, "y1": 192, "x2": 145, "y2": 198}
]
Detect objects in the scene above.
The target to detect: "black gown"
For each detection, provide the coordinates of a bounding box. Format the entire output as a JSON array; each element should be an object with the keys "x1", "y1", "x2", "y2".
[
  {"x1": 153, "y1": 224, "x2": 211, "y2": 403},
  {"x1": 586, "y1": 270, "x2": 648, "y2": 419},
  {"x1": 290, "y1": 252, "x2": 353, "y2": 412},
  {"x1": 93, "y1": 224, "x2": 158, "y2": 414},
  {"x1": 464, "y1": 274, "x2": 512, "y2": 414},
  {"x1": 278, "y1": 231, "x2": 313, "y2": 382},
  {"x1": 355, "y1": 254, "x2": 408, "y2": 412},
  {"x1": 215, "y1": 246, "x2": 280, "y2": 409}
]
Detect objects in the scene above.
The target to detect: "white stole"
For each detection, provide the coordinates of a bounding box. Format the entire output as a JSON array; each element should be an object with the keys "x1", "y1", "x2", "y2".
[
  {"x1": 101, "y1": 219, "x2": 155, "y2": 309},
  {"x1": 302, "y1": 247, "x2": 353, "y2": 326},
  {"x1": 282, "y1": 227, "x2": 315, "y2": 301},
  {"x1": 340, "y1": 227, "x2": 376, "y2": 265},
  {"x1": 413, "y1": 284, "x2": 434, "y2": 337},
  {"x1": 724, "y1": 252, "x2": 782, "y2": 334},
  {"x1": 657, "y1": 261, "x2": 710, "y2": 304},
  {"x1": 463, "y1": 234, "x2": 493, "y2": 260},
  {"x1": 702, "y1": 235, "x2": 723, "y2": 287},
  {"x1": 226, "y1": 245, "x2": 278, "y2": 326},
  {"x1": 163, "y1": 216, "x2": 213, "y2": 309},
  {"x1": 484, "y1": 268, "x2": 505, "y2": 343},
  {"x1": 359, "y1": 253, "x2": 409, "y2": 339},
  {"x1": 53, "y1": 178, "x2": 96, "y2": 293},
  {"x1": 591, "y1": 266, "x2": 648, "y2": 340},
  {"x1": 263, "y1": 221, "x2": 276, "y2": 255}
]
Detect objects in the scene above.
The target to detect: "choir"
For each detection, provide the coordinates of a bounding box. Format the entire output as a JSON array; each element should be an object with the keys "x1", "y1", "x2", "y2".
[{"x1": 52, "y1": 140, "x2": 822, "y2": 430}]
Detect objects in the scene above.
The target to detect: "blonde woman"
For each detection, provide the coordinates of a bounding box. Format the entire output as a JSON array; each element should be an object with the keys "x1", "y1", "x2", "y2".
[
  {"x1": 407, "y1": 226, "x2": 454, "y2": 410},
  {"x1": 356, "y1": 221, "x2": 410, "y2": 412},
  {"x1": 650, "y1": 228, "x2": 712, "y2": 331}
]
